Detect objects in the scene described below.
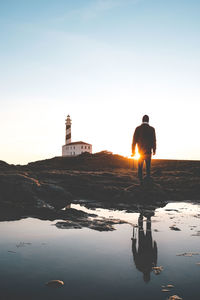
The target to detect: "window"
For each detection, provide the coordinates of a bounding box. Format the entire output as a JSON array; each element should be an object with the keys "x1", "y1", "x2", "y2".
[
  {"x1": 85, "y1": 146, "x2": 87, "y2": 149},
  {"x1": 74, "y1": 146, "x2": 75, "y2": 149},
  {"x1": 88, "y1": 146, "x2": 90, "y2": 149},
  {"x1": 81, "y1": 146, "x2": 83, "y2": 149},
  {"x1": 73, "y1": 152, "x2": 75, "y2": 155}
]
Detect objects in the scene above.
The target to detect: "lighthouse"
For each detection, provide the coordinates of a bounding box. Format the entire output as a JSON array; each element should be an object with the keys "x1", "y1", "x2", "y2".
[
  {"x1": 65, "y1": 115, "x2": 72, "y2": 144},
  {"x1": 62, "y1": 115, "x2": 92, "y2": 156}
]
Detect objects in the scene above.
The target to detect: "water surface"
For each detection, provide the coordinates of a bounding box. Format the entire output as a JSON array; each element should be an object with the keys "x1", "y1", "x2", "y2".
[{"x1": 0, "y1": 202, "x2": 200, "y2": 300}]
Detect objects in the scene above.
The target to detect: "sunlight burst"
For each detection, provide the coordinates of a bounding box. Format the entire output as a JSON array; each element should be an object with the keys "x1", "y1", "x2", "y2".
[
  {"x1": 133, "y1": 152, "x2": 140, "y2": 160},
  {"x1": 129, "y1": 152, "x2": 140, "y2": 160}
]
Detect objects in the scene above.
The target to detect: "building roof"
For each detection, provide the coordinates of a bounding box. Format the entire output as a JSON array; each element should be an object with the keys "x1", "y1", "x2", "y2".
[{"x1": 64, "y1": 141, "x2": 92, "y2": 146}]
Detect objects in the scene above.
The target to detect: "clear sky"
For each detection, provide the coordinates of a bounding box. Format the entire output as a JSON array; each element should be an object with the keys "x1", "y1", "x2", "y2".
[{"x1": 0, "y1": 0, "x2": 200, "y2": 164}]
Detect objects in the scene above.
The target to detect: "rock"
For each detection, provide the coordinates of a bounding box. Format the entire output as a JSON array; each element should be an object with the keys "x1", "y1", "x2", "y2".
[
  {"x1": 46, "y1": 280, "x2": 64, "y2": 287},
  {"x1": 154, "y1": 270, "x2": 161, "y2": 275},
  {"x1": 166, "y1": 284, "x2": 175, "y2": 288},
  {"x1": 176, "y1": 252, "x2": 199, "y2": 257},
  {"x1": 167, "y1": 295, "x2": 182, "y2": 300},
  {"x1": 0, "y1": 156, "x2": 200, "y2": 220},
  {"x1": 37, "y1": 184, "x2": 72, "y2": 209},
  {"x1": 152, "y1": 266, "x2": 163, "y2": 270},
  {"x1": 194, "y1": 214, "x2": 200, "y2": 218},
  {"x1": 191, "y1": 231, "x2": 200, "y2": 236},
  {"x1": 170, "y1": 225, "x2": 181, "y2": 231},
  {"x1": 16, "y1": 242, "x2": 32, "y2": 248},
  {"x1": 152, "y1": 266, "x2": 163, "y2": 275},
  {"x1": 162, "y1": 289, "x2": 170, "y2": 292}
]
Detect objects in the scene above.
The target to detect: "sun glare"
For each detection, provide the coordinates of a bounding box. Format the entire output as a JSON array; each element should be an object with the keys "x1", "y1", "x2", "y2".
[
  {"x1": 128, "y1": 152, "x2": 140, "y2": 160},
  {"x1": 128, "y1": 145, "x2": 140, "y2": 160},
  {"x1": 134, "y1": 153, "x2": 140, "y2": 160}
]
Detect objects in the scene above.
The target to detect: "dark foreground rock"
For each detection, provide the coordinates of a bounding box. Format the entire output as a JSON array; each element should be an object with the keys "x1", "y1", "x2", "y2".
[{"x1": 0, "y1": 152, "x2": 199, "y2": 226}]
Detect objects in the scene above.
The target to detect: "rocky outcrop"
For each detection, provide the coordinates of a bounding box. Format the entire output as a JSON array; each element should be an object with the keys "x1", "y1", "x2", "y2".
[
  {"x1": 0, "y1": 173, "x2": 72, "y2": 210},
  {"x1": 0, "y1": 153, "x2": 199, "y2": 224}
]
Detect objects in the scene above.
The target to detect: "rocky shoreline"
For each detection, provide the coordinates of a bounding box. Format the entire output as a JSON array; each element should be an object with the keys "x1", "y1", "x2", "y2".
[{"x1": 0, "y1": 152, "x2": 199, "y2": 229}]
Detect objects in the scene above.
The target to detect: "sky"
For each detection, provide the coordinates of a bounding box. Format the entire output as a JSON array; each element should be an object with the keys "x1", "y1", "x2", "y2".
[{"x1": 0, "y1": 0, "x2": 200, "y2": 164}]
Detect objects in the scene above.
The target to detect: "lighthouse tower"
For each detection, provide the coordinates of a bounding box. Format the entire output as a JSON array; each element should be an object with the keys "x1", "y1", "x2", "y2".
[
  {"x1": 65, "y1": 115, "x2": 72, "y2": 144},
  {"x1": 62, "y1": 114, "x2": 92, "y2": 157}
]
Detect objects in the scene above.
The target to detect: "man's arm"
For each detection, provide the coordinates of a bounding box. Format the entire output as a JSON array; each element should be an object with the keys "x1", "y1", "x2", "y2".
[
  {"x1": 152, "y1": 128, "x2": 156, "y2": 155},
  {"x1": 132, "y1": 128, "x2": 138, "y2": 155}
]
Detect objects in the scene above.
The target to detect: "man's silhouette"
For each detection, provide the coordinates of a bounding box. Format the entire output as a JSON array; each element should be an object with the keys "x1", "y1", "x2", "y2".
[
  {"x1": 132, "y1": 212, "x2": 157, "y2": 283},
  {"x1": 132, "y1": 115, "x2": 156, "y2": 183}
]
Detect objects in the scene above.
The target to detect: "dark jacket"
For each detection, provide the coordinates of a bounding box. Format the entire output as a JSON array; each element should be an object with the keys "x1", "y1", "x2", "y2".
[{"x1": 132, "y1": 123, "x2": 156, "y2": 155}]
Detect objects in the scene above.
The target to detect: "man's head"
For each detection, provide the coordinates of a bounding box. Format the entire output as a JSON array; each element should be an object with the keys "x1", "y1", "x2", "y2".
[{"x1": 142, "y1": 115, "x2": 149, "y2": 123}]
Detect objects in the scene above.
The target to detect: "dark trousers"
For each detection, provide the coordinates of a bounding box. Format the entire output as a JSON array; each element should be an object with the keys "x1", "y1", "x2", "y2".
[{"x1": 138, "y1": 155, "x2": 151, "y2": 181}]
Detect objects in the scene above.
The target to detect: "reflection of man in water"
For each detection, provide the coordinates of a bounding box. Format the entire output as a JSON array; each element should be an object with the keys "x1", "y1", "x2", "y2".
[
  {"x1": 132, "y1": 212, "x2": 157, "y2": 283},
  {"x1": 132, "y1": 115, "x2": 156, "y2": 183}
]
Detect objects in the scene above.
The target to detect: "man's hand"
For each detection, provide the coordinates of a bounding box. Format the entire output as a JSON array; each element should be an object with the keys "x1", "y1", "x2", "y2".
[
  {"x1": 153, "y1": 150, "x2": 156, "y2": 155},
  {"x1": 131, "y1": 152, "x2": 136, "y2": 157}
]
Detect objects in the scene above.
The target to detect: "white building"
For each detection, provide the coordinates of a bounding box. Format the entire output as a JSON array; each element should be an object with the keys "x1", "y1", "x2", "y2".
[{"x1": 62, "y1": 115, "x2": 92, "y2": 156}]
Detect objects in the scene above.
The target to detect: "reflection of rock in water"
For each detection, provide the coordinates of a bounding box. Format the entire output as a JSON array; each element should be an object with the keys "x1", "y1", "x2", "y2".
[
  {"x1": 55, "y1": 217, "x2": 126, "y2": 232},
  {"x1": 132, "y1": 211, "x2": 157, "y2": 283}
]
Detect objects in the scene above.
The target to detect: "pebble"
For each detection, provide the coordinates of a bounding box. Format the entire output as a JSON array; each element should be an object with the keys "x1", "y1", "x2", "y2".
[
  {"x1": 152, "y1": 266, "x2": 163, "y2": 275},
  {"x1": 152, "y1": 266, "x2": 163, "y2": 270},
  {"x1": 16, "y1": 242, "x2": 32, "y2": 248},
  {"x1": 166, "y1": 284, "x2": 174, "y2": 288},
  {"x1": 191, "y1": 232, "x2": 200, "y2": 236},
  {"x1": 176, "y1": 252, "x2": 199, "y2": 257},
  {"x1": 167, "y1": 295, "x2": 182, "y2": 300},
  {"x1": 46, "y1": 280, "x2": 64, "y2": 288},
  {"x1": 170, "y1": 226, "x2": 181, "y2": 231},
  {"x1": 162, "y1": 284, "x2": 175, "y2": 290}
]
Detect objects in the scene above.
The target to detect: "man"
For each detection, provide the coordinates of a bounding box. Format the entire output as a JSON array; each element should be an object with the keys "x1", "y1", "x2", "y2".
[{"x1": 132, "y1": 115, "x2": 156, "y2": 182}]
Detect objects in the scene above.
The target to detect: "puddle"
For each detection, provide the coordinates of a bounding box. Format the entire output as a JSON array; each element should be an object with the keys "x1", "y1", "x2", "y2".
[{"x1": 0, "y1": 201, "x2": 199, "y2": 299}]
